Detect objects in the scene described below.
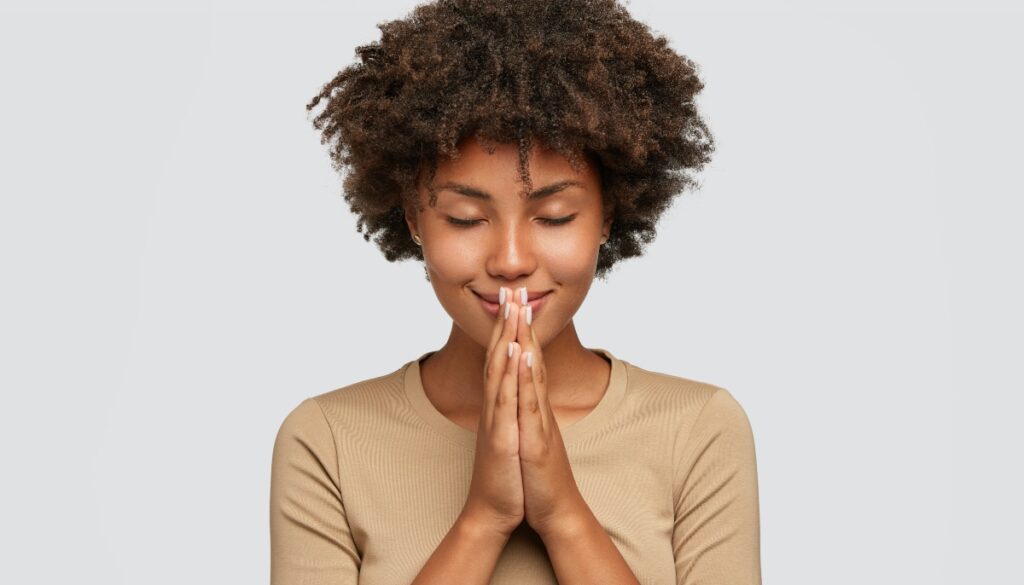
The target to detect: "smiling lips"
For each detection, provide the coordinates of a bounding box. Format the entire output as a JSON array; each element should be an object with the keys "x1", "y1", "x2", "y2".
[{"x1": 474, "y1": 289, "x2": 551, "y2": 319}]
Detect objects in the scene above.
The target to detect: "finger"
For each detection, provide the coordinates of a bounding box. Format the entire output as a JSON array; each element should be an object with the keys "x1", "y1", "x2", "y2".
[
  {"x1": 515, "y1": 288, "x2": 534, "y2": 357},
  {"x1": 497, "y1": 340, "x2": 521, "y2": 431},
  {"x1": 484, "y1": 301, "x2": 520, "y2": 427},
  {"x1": 518, "y1": 348, "x2": 546, "y2": 436},
  {"x1": 484, "y1": 287, "x2": 509, "y2": 369},
  {"x1": 516, "y1": 295, "x2": 549, "y2": 410},
  {"x1": 527, "y1": 316, "x2": 549, "y2": 409},
  {"x1": 527, "y1": 334, "x2": 553, "y2": 423}
]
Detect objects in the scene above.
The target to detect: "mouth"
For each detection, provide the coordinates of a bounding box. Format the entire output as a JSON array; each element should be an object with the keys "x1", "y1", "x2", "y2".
[{"x1": 473, "y1": 289, "x2": 552, "y2": 319}]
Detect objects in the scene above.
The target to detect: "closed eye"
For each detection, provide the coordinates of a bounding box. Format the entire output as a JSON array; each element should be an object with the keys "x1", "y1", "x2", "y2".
[
  {"x1": 445, "y1": 214, "x2": 578, "y2": 228},
  {"x1": 540, "y1": 214, "x2": 577, "y2": 226}
]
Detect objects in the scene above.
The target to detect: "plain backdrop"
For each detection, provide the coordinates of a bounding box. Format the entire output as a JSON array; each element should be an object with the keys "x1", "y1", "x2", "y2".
[{"x1": 1, "y1": 0, "x2": 1021, "y2": 583}]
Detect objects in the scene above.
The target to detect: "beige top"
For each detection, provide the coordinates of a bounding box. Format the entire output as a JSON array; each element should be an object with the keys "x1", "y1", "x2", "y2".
[{"x1": 270, "y1": 348, "x2": 761, "y2": 584}]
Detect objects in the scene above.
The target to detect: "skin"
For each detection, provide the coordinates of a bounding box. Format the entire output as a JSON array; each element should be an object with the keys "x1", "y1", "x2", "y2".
[
  {"x1": 404, "y1": 134, "x2": 615, "y2": 433},
  {"x1": 404, "y1": 135, "x2": 643, "y2": 582}
]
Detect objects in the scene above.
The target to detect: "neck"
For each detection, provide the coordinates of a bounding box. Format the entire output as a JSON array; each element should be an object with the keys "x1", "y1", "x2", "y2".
[{"x1": 421, "y1": 319, "x2": 606, "y2": 412}]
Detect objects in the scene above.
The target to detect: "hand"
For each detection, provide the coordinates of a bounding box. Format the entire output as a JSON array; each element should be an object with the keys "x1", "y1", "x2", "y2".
[
  {"x1": 513, "y1": 287, "x2": 588, "y2": 538},
  {"x1": 461, "y1": 288, "x2": 526, "y2": 538}
]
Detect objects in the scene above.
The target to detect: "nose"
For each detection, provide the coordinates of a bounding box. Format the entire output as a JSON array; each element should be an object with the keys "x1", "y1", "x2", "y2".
[{"x1": 485, "y1": 220, "x2": 537, "y2": 281}]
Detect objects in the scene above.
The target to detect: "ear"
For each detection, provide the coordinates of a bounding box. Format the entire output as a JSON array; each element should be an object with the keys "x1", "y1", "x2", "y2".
[
  {"x1": 404, "y1": 202, "x2": 419, "y2": 238},
  {"x1": 602, "y1": 204, "x2": 615, "y2": 238}
]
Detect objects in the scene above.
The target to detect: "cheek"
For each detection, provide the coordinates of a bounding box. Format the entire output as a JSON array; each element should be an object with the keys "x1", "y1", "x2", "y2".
[
  {"x1": 540, "y1": 234, "x2": 600, "y2": 283},
  {"x1": 422, "y1": 225, "x2": 482, "y2": 274}
]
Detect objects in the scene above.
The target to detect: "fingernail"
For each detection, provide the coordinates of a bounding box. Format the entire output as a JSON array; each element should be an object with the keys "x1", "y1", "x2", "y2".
[
  {"x1": 499, "y1": 287, "x2": 506, "y2": 305},
  {"x1": 504, "y1": 302, "x2": 511, "y2": 320},
  {"x1": 508, "y1": 341, "x2": 514, "y2": 357},
  {"x1": 526, "y1": 305, "x2": 532, "y2": 326},
  {"x1": 519, "y1": 287, "x2": 527, "y2": 305},
  {"x1": 526, "y1": 351, "x2": 533, "y2": 368}
]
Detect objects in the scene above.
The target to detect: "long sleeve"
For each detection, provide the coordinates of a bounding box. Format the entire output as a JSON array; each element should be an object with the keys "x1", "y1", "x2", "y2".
[
  {"x1": 270, "y1": 397, "x2": 361, "y2": 584},
  {"x1": 672, "y1": 388, "x2": 762, "y2": 585}
]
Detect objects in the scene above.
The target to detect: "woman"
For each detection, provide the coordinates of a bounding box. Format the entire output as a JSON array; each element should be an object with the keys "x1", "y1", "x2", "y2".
[{"x1": 270, "y1": 1, "x2": 761, "y2": 583}]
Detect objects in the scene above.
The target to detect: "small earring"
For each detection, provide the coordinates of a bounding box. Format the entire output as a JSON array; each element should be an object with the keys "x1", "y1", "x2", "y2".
[
  {"x1": 600, "y1": 235, "x2": 608, "y2": 245},
  {"x1": 412, "y1": 233, "x2": 423, "y2": 246}
]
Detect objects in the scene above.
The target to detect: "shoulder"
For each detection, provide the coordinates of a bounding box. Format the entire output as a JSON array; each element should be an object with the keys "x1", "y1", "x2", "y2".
[
  {"x1": 621, "y1": 359, "x2": 754, "y2": 436},
  {"x1": 618, "y1": 362, "x2": 761, "y2": 499},
  {"x1": 623, "y1": 359, "x2": 724, "y2": 409},
  {"x1": 277, "y1": 361, "x2": 411, "y2": 434}
]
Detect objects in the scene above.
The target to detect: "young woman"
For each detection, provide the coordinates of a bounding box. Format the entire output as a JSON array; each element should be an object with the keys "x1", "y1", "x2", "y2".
[{"x1": 270, "y1": 1, "x2": 761, "y2": 583}]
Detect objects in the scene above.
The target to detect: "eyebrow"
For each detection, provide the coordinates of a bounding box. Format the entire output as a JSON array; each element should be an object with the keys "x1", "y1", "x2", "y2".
[{"x1": 435, "y1": 179, "x2": 584, "y2": 202}]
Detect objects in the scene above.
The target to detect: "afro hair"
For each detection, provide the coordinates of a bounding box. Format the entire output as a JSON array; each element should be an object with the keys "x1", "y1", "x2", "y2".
[{"x1": 306, "y1": 0, "x2": 715, "y2": 280}]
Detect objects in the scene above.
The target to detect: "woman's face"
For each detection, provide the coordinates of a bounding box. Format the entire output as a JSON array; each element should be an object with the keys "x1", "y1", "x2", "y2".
[{"x1": 406, "y1": 135, "x2": 612, "y2": 350}]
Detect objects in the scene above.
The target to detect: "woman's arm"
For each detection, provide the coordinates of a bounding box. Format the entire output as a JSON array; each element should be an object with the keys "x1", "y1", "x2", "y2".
[
  {"x1": 672, "y1": 388, "x2": 762, "y2": 585},
  {"x1": 534, "y1": 503, "x2": 642, "y2": 585},
  {"x1": 270, "y1": 398, "x2": 360, "y2": 584},
  {"x1": 410, "y1": 511, "x2": 512, "y2": 585}
]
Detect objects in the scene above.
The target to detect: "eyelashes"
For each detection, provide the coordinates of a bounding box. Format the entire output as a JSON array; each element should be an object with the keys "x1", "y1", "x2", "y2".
[{"x1": 446, "y1": 214, "x2": 578, "y2": 228}]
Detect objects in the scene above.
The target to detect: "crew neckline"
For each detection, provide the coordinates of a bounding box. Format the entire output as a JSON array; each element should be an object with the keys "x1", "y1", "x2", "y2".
[{"x1": 404, "y1": 347, "x2": 627, "y2": 450}]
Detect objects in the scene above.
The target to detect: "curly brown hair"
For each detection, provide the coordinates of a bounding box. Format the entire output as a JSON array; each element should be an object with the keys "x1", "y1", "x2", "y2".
[{"x1": 306, "y1": 0, "x2": 714, "y2": 280}]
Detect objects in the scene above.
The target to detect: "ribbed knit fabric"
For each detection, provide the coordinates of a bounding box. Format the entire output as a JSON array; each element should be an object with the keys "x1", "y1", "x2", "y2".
[{"x1": 270, "y1": 347, "x2": 761, "y2": 584}]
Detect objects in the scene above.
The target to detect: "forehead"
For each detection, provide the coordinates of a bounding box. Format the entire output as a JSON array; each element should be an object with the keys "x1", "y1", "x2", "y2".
[{"x1": 425, "y1": 135, "x2": 601, "y2": 199}]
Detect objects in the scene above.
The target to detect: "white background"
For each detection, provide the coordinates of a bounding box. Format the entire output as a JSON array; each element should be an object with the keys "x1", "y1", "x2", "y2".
[{"x1": 1, "y1": 0, "x2": 1020, "y2": 583}]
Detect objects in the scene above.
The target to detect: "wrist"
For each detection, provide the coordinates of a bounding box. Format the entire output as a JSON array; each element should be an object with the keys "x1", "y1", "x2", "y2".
[
  {"x1": 534, "y1": 497, "x2": 591, "y2": 542},
  {"x1": 456, "y1": 510, "x2": 517, "y2": 544}
]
